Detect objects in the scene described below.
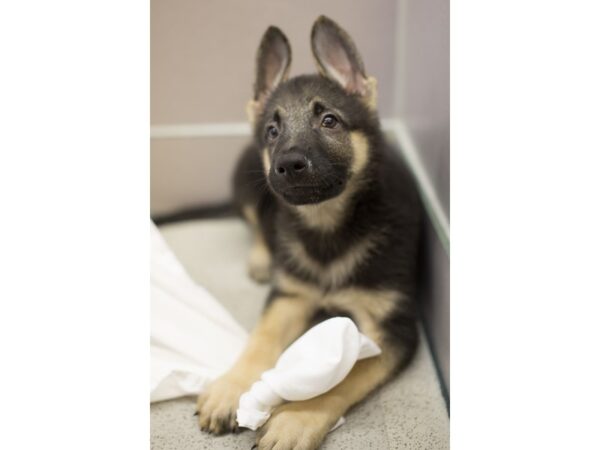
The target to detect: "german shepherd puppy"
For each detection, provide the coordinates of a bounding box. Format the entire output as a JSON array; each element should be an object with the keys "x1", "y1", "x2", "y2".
[{"x1": 197, "y1": 16, "x2": 421, "y2": 449}]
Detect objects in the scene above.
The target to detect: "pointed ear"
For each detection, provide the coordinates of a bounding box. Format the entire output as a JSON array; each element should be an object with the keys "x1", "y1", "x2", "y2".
[
  {"x1": 247, "y1": 26, "x2": 292, "y2": 125},
  {"x1": 311, "y1": 16, "x2": 377, "y2": 108}
]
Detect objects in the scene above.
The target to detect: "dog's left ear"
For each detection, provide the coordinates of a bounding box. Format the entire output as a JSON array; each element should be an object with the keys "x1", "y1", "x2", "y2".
[
  {"x1": 311, "y1": 16, "x2": 377, "y2": 109},
  {"x1": 246, "y1": 26, "x2": 292, "y2": 125}
]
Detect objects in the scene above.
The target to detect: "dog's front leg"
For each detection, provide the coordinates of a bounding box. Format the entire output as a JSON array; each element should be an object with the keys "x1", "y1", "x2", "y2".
[
  {"x1": 255, "y1": 341, "x2": 406, "y2": 450},
  {"x1": 197, "y1": 294, "x2": 314, "y2": 434}
]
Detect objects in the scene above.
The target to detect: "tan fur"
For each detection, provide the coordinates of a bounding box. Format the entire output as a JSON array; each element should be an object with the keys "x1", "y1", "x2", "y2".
[
  {"x1": 322, "y1": 287, "x2": 402, "y2": 343},
  {"x1": 262, "y1": 147, "x2": 271, "y2": 175},
  {"x1": 256, "y1": 400, "x2": 333, "y2": 449},
  {"x1": 231, "y1": 297, "x2": 315, "y2": 373},
  {"x1": 274, "y1": 271, "x2": 403, "y2": 343},
  {"x1": 198, "y1": 296, "x2": 315, "y2": 433},
  {"x1": 275, "y1": 270, "x2": 322, "y2": 299},
  {"x1": 364, "y1": 76, "x2": 378, "y2": 110},
  {"x1": 241, "y1": 204, "x2": 259, "y2": 226},
  {"x1": 349, "y1": 130, "x2": 370, "y2": 175},
  {"x1": 257, "y1": 329, "x2": 399, "y2": 449},
  {"x1": 248, "y1": 232, "x2": 272, "y2": 283},
  {"x1": 242, "y1": 205, "x2": 272, "y2": 282},
  {"x1": 278, "y1": 233, "x2": 378, "y2": 289},
  {"x1": 295, "y1": 131, "x2": 370, "y2": 231},
  {"x1": 294, "y1": 186, "x2": 355, "y2": 232},
  {"x1": 246, "y1": 99, "x2": 260, "y2": 127}
]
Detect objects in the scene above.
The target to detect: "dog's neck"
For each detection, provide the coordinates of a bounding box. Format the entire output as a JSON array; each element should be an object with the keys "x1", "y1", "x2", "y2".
[
  {"x1": 291, "y1": 165, "x2": 381, "y2": 234},
  {"x1": 293, "y1": 181, "x2": 360, "y2": 232}
]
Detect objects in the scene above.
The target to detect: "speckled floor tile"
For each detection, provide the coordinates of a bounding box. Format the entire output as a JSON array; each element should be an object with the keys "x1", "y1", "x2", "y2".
[{"x1": 152, "y1": 219, "x2": 449, "y2": 449}]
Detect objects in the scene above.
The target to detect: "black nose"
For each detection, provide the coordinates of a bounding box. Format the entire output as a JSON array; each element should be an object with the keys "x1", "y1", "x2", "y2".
[{"x1": 274, "y1": 152, "x2": 307, "y2": 177}]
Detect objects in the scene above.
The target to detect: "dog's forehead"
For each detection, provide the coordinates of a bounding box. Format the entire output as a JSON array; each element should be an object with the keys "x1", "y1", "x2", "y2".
[
  {"x1": 270, "y1": 89, "x2": 316, "y2": 116},
  {"x1": 266, "y1": 76, "x2": 346, "y2": 117},
  {"x1": 274, "y1": 94, "x2": 312, "y2": 117}
]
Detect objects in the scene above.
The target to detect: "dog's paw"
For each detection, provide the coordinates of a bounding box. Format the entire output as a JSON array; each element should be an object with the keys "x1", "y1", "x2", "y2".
[
  {"x1": 255, "y1": 402, "x2": 335, "y2": 450},
  {"x1": 247, "y1": 241, "x2": 272, "y2": 283},
  {"x1": 197, "y1": 376, "x2": 246, "y2": 435}
]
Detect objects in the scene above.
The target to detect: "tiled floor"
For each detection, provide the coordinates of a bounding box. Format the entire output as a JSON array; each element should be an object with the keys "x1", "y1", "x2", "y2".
[{"x1": 151, "y1": 219, "x2": 449, "y2": 449}]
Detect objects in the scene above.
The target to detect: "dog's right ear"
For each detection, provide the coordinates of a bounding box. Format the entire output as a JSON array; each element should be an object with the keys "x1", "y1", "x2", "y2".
[
  {"x1": 246, "y1": 26, "x2": 292, "y2": 125},
  {"x1": 311, "y1": 16, "x2": 377, "y2": 109}
]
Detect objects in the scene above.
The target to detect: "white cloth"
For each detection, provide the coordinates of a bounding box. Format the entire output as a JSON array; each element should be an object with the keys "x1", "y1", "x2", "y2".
[
  {"x1": 150, "y1": 222, "x2": 379, "y2": 435},
  {"x1": 150, "y1": 222, "x2": 247, "y2": 402},
  {"x1": 236, "y1": 317, "x2": 381, "y2": 430}
]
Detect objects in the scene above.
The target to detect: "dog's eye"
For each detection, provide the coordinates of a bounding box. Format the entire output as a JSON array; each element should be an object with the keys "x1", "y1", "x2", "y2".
[
  {"x1": 267, "y1": 126, "x2": 279, "y2": 140},
  {"x1": 321, "y1": 114, "x2": 338, "y2": 129}
]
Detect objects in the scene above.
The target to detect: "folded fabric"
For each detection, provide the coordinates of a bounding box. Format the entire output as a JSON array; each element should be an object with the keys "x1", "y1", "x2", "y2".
[
  {"x1": 151, "y1": 222, "x2": 379, "y2": 435},
  {"x1": 236, "y1": 317, "x2": 381, "y2": 430},
  {"x1": 150, "y1": 222, "x2": 247, "y2": 402}
]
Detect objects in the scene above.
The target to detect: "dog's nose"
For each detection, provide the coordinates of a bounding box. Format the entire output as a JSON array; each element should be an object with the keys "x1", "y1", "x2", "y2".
[{"x1": 274, "y1": 152, "x2": 307, "y2": 177}]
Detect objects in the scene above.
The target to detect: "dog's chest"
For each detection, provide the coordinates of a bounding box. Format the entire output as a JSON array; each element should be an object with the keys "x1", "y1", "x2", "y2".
[{"x1": 275, "y1": 229, "x2": 377, "y2": 289}]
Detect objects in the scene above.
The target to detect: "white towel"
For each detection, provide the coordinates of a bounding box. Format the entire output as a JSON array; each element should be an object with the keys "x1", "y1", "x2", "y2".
[
  {"x1": 236, "y1": 317, "x2": 381, "y2": 430},
  {"x1": 150, "y1": 222, "x2": 380, "y2": 436},
  {"x1": 150, "y1": 222, "x2": 247, "y2": 402}
]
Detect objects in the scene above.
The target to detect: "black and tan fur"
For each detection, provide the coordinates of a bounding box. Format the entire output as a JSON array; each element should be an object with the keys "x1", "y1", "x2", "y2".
[{"x1": 197, "y1": 16, "x2": 421, "y2": 450}]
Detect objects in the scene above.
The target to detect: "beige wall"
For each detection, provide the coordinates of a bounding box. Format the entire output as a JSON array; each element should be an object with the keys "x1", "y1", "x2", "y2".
[
  {"x1": 151, "y1": 0, "x2": 398, "y2": 216},
  {"x1": 151, "y1": 136, "x2": 248, "y2": 215},
  {"x1": 399, "y1": 0, "x2": 450, "y2": 218},
  {"x1": 151, "y1": 0, "x2": 398, "y2": 125}
]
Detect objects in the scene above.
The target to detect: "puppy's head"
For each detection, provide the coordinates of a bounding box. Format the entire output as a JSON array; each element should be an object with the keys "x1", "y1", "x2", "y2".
[{"x1": 248, "y1": 16, "x2": 379, "y2": 206}]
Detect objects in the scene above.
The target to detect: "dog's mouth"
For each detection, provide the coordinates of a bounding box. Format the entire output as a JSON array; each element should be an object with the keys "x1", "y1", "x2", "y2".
[
  {"x1": 277, "y1": 182, "x2": 343, "y2": 205},
  {"x1": 286, "y1": 184, "x2": 325, "y2": 192}
]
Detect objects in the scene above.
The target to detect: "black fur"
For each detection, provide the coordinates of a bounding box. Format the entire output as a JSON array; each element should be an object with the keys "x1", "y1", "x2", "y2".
[{"x1": 233, "y1": 20, "x2": 422, "y2": 371}]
